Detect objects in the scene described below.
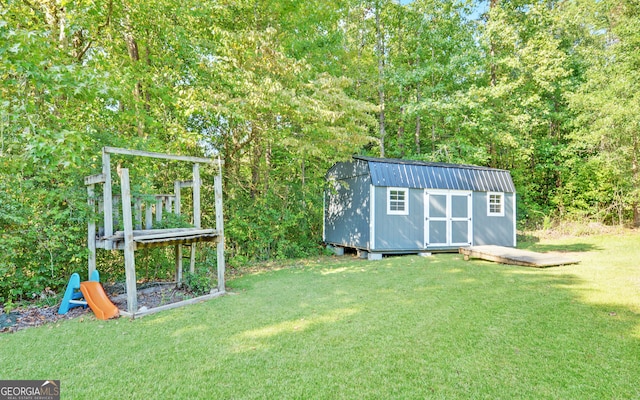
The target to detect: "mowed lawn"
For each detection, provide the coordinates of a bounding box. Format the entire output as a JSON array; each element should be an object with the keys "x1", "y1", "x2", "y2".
[{"x1": 2, "y1": 231, "x2": 639, "y2": 399}]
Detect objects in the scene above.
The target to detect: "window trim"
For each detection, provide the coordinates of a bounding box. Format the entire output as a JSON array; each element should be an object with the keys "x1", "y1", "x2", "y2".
[
  {"x1": 387, "y1": 187, "x2": 409, "y2": 215},
  {"x1": 487, "y1": 192, "x2": 505, "y2": 217}
]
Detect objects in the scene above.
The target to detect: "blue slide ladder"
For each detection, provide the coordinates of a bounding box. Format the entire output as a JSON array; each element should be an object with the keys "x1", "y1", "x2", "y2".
[{"x1": 58, "y1": 270, "x2": 100, "y2": 314}]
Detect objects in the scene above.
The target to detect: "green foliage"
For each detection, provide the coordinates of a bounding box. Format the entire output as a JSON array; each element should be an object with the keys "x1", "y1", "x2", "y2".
[
  {"x1": 182, "y1": 267, "x2": 216, "y2": 296},
  {"x1": 565, "y1": 0, "x2": 640, "y2": 226},
  {"x1": 2, "y1": 0, "x2": 640, "y2": 303},
  {"x1": 152, "y1": 212, "x2": 194, "y2": 230},
  {"x1": 226, "y1": 189, "x2": 321, "y2": 263},
  {"x1": 0, "y1": 167, "x2": 90, "y2": 304}
]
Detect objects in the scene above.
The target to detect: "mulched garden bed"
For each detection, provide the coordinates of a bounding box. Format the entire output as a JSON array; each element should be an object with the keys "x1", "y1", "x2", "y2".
[{"x1": 0, "y1": 282, "x2": 197, "y2": 333}]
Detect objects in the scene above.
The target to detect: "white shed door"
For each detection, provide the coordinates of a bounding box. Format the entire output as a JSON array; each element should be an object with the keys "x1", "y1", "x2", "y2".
[{"x1": 424, "y1": 190, "x2": 472, "y2": 247}]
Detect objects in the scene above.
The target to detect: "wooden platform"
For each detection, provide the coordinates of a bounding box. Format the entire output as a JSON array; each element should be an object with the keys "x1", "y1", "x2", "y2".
[
  {"x1": 459, "y1": 245, "x2": 580, "y2": 268},
  {"x1": 98, "y1": 228, "x2": 221, "y2": 250}
]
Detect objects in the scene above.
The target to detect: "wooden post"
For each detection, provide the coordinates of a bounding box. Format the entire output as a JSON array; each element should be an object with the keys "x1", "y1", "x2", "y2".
[
  {"x1": 102, "y1": 151, "x2": 113, "y2": 249},
  {"x1": 172, "y1": 181, "x2": 184, "y2": 281},
  {"x1": 135, "y1": 197, "x2": 142, "y2": 230},
  {"x1": 193, "y1": 163, "x2": 201, "y2": 228},
  {"x1": 214, "y1": 170, "x2": 225, "y2": 292},
  {"x1": 87, "y1": 184, "x2": 96, "y2": 278},
  {"x1": 191, "y1": 165, "x2": 202, "y2": 275},
  {"x1": 113, "y1": 196, "x2": 121, "y2": 232},
  {"x1": 173, "y1": 179, "x2": 195, "y2": 274},
  {"x1": 175, "y1": 244, "x2": 183, "y2": 286},
  {"x1": 190, "y1": 245, "x2": 196, "y2": 274},
  {"x1": 119, "y1": 168, "x2": 138, "y2": 313},
  {"x1": 145, "y1": 203, "x2": 153, "y2": 230},
  {"x1": 156, "y1": 197, "x2": 163, "y2": 224},
  {"x1": 174, "y1": 180, "x2": 181, "y2": 216}
]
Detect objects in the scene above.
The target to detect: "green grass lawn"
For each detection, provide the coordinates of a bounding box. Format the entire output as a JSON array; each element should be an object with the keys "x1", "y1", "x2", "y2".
[{"x1": 2, "y1": 231, "x2": 640, "y2": 399}]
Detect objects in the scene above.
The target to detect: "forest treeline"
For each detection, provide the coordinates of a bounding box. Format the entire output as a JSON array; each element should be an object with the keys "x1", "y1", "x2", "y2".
[{"x1": 1, "y1": 0, "x2": 638, "y2": 304}]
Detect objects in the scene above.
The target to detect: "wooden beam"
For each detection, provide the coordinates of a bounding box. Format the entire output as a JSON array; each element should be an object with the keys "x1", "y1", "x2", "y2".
[
  {"x1": 87, "y1": 184, "x2": 96, "y2": 278},
  {"x1": 214, "y1": 173, "x2": 225, "y2": 292},
  {"x1": 134, "y1": 235, "x2": 219, "y2": 249},
  {"x1": 174, "y1": 180, "x2": 181, "y2": 216},
  {"x1": 118, "y1": 290, "x2": 225, "y2": 319},
  {"x1": 173, "y1": 181, "x2": 183, "y2": 281},
  {"x1": 84, "y1": 173, "x2": 106, "y2": 185},
  {"x1": 103, "y1": 234, "x2": 219, "y2": 250},
  {"x1": 119, "y1": 168, "x2": 138, "y2": 313},
  {"x1": 113, "y1": 196, "x2": 121, "y2": 234},
  {"x1": 175, "y1": 245, "x2": 183, "y2": 286},
  {"x1": 193, "y1": 163, "x2": 201, "y2": 228},
  {"x1": 155, "y1": 197, "x2": 163, "y2": 223},
  {"x1": 134, "y1": 197, "x2": 142, "y2": 230},
  {"x1": 103, "y1": 146, "x2": 216, "y2": 164},
  {"x1": 105, "y1": 228, "x2": 211, "y2": 239},
  {"x1": 102, "y1": 151, "x2": 113, "y2": 250},
  {"x1": 133, "y1": 229, "x2": 217, "y2": 241},
  {"x1": 190, "y1": 244, "x2": 196, "y2": 274},
  {"x1": 145, "y1": 203, "x2": 153, "y2": 230}
]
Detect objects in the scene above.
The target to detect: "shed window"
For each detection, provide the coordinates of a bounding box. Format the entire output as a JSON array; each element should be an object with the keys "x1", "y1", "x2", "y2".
[
  {"x1": 387, "y1": 188, "x2": 409, "y2": 215},
  {"x1": 488, "y1": 192, "x2": 504, "y2": 216}
]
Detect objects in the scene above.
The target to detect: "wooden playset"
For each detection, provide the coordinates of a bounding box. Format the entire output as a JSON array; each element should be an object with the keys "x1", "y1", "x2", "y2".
[{"x1": 82, "y1": 147, "x2": 225, "y2": 318}]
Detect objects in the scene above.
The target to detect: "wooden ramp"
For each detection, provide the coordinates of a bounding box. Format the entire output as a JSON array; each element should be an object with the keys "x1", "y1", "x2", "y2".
[{"x1": 459, "y1": 245, "x2": 580, "y2": 268}]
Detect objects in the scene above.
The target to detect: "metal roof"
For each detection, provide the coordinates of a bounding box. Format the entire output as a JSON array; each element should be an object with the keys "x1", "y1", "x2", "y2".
[{"x1": 354, "y1": 156, "x2": 516, "y2": 193}]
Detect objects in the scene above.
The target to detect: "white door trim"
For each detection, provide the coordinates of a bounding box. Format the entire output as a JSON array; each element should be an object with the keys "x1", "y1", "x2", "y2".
[{"x1": 424, "y1": 190, "x2": 473, "y2": 248}]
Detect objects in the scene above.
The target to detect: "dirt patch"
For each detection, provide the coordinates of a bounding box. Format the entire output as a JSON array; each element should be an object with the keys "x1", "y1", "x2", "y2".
[
  {"x1": 0, "y1": 305, "x2": 89, "y2": 333},
  {"x1": 105, "y1": 282, "x2": 195, "y2": 311},
  {"x1": 1, "y1": 282, "x2": 198, "y2": 333}
]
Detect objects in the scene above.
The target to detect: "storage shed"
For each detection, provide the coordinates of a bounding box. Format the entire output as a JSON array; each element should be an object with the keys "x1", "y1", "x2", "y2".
[{"x1": 324, "y1": 156, "x2": 516, "y2": 259}]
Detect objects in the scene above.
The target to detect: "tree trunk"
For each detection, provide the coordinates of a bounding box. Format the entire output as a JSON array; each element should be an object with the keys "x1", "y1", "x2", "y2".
[
  {"x1": 301, "y1": 158, "x2": 306, "y2": 208},
  {"x1": 40, "y1": 1, "x2": 65, "y2": 44},
  {"x1": 489, "y1": 0, "x2": 499, "y2": 87},
  {"x1": 432, "y1": 123, "x2": 436, "y2": 154},
  {"x1": 415, "y1": 85, "x2": 421, "y2": 154},
  {"x1": 124, "y1": 15, "x2": 145, "y2": 137},
  {"x1": 250, "y1": 125, "x2": 261, "y2": 199},
  {"x1": 375, "y1": 2, "x2": 386, "y2": 157},
  {"x1": 144, "y1": 36, "x2": 152, "y2": 113},
  {"x1": 265, "y1": 140, "x2": 271, "y2": 193},
  {"x1": 396, "y1": 3, "x2": 405, "y2": 158},
  {"x1": 398, "y1": 104, "x2": 405, "y2": 157}
]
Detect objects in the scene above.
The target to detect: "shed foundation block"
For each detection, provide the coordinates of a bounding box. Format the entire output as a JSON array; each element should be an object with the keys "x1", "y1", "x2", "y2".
[{"x1": 327, "y1": 245, "x2": 344, "y2": 256}]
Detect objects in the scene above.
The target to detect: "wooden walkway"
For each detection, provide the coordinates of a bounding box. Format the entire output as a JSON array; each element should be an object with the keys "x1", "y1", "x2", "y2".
[{"x1": 459, "y1": 245, "x2": 580, "y2": 268}]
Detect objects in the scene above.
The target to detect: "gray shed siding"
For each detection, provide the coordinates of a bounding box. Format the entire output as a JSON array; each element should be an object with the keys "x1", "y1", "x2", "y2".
[
  {"x1": 472, "y1": 192, "x2": 516, "y2": 247},
  {"x1": 324, "y1": 162, "x2": 371, "y2": 249},
  {"x1": 372, "y1": 187, "x2": 424, "y2": 251},
  {"x1": 325, "y1": 157, "x2": 517, "y2": 253}
]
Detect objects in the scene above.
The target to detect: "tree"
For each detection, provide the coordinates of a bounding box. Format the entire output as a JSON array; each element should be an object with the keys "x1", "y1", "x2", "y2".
[
  {"x1": 567, "y1": 0, "x2": 640, "y2": 226},
  {"x1": 469, "y1": 0, "x2": 584, "y2": 223}
]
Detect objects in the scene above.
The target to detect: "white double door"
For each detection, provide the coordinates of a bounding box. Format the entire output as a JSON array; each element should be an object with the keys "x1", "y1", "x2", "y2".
[{"x1": 424, "y1": 190, "x2": 472, "y2": 247}]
